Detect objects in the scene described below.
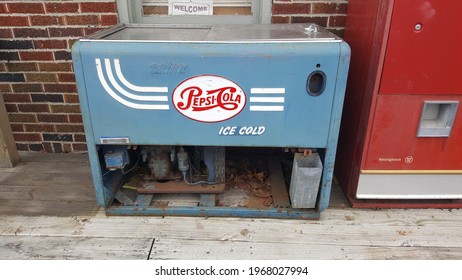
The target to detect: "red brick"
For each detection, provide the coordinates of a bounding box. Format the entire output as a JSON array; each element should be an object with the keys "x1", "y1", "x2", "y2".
[
  {"x1": 9, "y1": 113, "x2": 37, "y2": 123},
  {"x1": 28, "y1": 143, "x2": 44, "y2": 151},
  {"x1": 100, "y1": 14, "x2": 118, "y2": 26},
  {"x1": 63, "y1": 143, "x2": 72, "y2": 153},
  {"x1": 272, "y1": 4, "x2": 311, "y2": 15},
  {"x1": 0, "y1": 63, "x2": 5, "y2": 72},
  {"x1": 12, "y1": 83, "x2": 42, "y2": 93},
  {"x1": 37, "y1": 113, "x2": 68, "y2": 123},
  {"x1": 10, "y1": 124, "x2": 24, "y2": 132},
  {"x1": 5, "y1": 104, "x2": 17, "y2": 113},
  {"x1": 31, "y1": 93, "x2": 64, "y2": 103},
  {"x1": 312, "y1": 3, "x2": 348, "y2": 14},
  {"x1": 56, "y1": 124, "x2": 84, "y2": 133},
  {"x1": 25, "y1": 73, "x2": 57, "y2": 83},
  {"x1": 54, "y1": 50, "x2": 71, "y2": 61},
  {"x1": 0, "y1": 39, "x2": 33, "y2": 50},
  {"x1": 68, "y1": 39, "x2": 78, "y2": 48},
  {"x1": 0, "y1": 16, "x2": 29, "y2": 26},
  {"x1": 19, "y1": 51, "x2": 54, "y2": 61},
  {"x1": 0, "y1": 84, "x2": 12, "y2": 93},
  {"x1": 48, "y1": 27, "x2": 84, "y2": 37},
  {"x1": 65, "y1": 15, "x2": 99, "y2": 25},
  {"x1": 44, "y1": 83, "x2": 77, "y2": 93},
  {"x1": 43, "y1": 142, "x2": 53, "y2": 153},
  {"x1": 24, "y1": 123, "x2": 55, "y2": 133},
  {"x1": 63, "y1": 94, "x2": 79, "y2": 103},
  {"x1": 50, "y1": 104, "x2": 80, "y2": 113},
  {"x1": 8, "y1": 3, "x2": 45, "y2": 14},
  {"x1": 72, "y1": 143, "x2": 88, "y2": 152},
  {"x1": 38, "y1": 62, "x2": 72, "y2": 72},
  {"x1": 80, "y1": 2, "x2": 117, "y2": 13},
  {"x1": 45, "y1": 3, "x2": 79, "y2": 14},
  {"x1": 73, "y1": 133, "x2": 86, "y2": 142},
  {"x1": 329, "y1": 15, "x2": 346, "y2": 27},
  {"x1": 16, "y1": 143, "x2": 28, "y2": 151},
  {"x1": 58, "y1": 73, "x2": 76, "y2": 83},
  {"x1": 0, "y1": 52, "x2": 19, "y2": 61},
  {"x1": 13, "y1": 28, "x2": 48, "y2": 38},
  {"x1": 0, "y1": 29, "x2": 13, "y2": 38},
  {"x1": 30, "y1": 16, "x2": 65, "y2": 26},
  {"x1": 37, "y1": 114, "x2": 68, "y2": 123},
  {"x1": 272, "y1": 16, "x2": 290, "y2": 24},
  {"x1": 6, "y1": 62, "x2": 38, "y2": 72},
  {"x1": 0, "y1": 3, "x2": 8, "y2": 14},
  {"x1": 2, "y1": 93, "x2": 32, "y2": 103},
  {"x1": 69, "y1": 114, "x2": 83, "y2": 123},
  {"x1": 23, "y1": 124, "x2": 49, "y2": 133},
  {"x1": 34, "y1": 39, "x2": 68, "y2": 49},
  {"x1": 292, "y1": 16, "x2": 328, "y2": 27},
  {"x1": 52, "y1": 143, "x2": 62, "y2": 153},
  {"x1": 18, "y1": 103, "x2": 50, "y2": 113},
  {"x1": 13, "y1": 132, "x2": 42, "y2": 142}
]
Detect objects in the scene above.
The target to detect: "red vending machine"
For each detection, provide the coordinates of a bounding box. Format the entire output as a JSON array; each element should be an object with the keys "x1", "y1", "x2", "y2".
[{"x1": 336, "y1": 0, "x2": 462, "y2": 208}]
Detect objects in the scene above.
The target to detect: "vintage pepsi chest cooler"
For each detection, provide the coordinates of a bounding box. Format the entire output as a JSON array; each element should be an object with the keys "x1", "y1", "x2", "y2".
[
  {"x1": 336, "y1": 0, "x2": 462, "y2": 208},
  {"x1": 72, "y1": 24, "x2": 350, "y2": 219}
]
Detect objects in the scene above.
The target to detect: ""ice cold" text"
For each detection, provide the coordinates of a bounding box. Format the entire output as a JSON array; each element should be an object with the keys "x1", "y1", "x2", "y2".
[{"x1": 219, "y1": 126, "x2": 266, "y2": 136}]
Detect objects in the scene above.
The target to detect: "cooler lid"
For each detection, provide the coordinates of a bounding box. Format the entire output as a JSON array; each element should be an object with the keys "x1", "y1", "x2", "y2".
[{"x1": 82, "y1": 24, "x2": 341, "y2": 43}]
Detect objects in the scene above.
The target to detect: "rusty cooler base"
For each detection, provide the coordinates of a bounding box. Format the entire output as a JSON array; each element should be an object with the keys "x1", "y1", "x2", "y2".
[
  {"x1": 105, "y1": 206, "x2": 321, "y2": 219},
  {"x1": 97, "y1": 147, "x2": 330, "y2": 220}
]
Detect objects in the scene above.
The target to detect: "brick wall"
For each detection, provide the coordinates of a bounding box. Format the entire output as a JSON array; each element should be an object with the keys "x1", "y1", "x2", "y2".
[
  {"x1": 272, "y1": 0, "x2": 348, "y2": 36},
  {"x1": 0, "y1": 1, "x2": 118, "y2": 153},
  {"x1": 1, "y1": 0, "x2": 348, "y2": 153}
]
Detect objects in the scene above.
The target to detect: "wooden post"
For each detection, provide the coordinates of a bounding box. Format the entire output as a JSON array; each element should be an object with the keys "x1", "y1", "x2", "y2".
[{"x1": 0, "y1": 94, "x2": 19, "y2": 168}]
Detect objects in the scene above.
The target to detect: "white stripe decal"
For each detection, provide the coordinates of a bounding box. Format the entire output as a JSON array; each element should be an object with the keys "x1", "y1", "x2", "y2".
[
  {"x1": 104, "y1": 59, "x2": 168, "y2": 102},
  {"x1": 96, "y1": 59, "x2": 169, "y2": 110},
  {"x1": 250, "y1": 88, "x2": 286, "y2": 94},
  {"x1": 249, "y1": 106, "x2": 284, "y2": 112},
  {"x1": 114, "y1": 59, "x2": 168, "y2": 93},
  {"x1": 249, "y1": 97, "x2": 285, "y2": 103}
]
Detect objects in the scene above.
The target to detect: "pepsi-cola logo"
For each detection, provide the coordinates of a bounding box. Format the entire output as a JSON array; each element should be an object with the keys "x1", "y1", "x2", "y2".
[{"x1": 172, "y1": 75, "x2": 246, "y2": 123}]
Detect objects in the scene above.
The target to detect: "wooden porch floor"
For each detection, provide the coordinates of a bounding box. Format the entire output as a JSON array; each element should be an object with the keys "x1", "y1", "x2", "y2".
[{"x1": 0, "y1": 152, "x2": 461, "y2": 260}]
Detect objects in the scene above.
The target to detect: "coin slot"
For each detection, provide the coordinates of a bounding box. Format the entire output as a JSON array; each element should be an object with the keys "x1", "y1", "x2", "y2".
[{"x1": 307, "y1": 71, "x2": 326, "y2": 96}]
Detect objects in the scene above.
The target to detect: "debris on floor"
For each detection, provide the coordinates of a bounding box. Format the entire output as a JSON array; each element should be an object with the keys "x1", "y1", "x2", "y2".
[{"x1": 220, "y1": 158, "x2": 273, "y2": 208}]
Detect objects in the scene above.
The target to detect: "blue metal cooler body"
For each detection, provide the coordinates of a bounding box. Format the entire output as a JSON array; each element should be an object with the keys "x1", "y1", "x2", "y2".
[{"x1": 72, "y1": 24, "x2": 350, "y2": 219}]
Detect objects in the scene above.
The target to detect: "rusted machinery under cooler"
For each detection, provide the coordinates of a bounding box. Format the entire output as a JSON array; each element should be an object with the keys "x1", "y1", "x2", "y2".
[
  {"x1": 336, "y1": 0, "x2": 462, "y2": 208},
  {"x1": 72, "y1": 24, "x2": 350, "y2": 218}
]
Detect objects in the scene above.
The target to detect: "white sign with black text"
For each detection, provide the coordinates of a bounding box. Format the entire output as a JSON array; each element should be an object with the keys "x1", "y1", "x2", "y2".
[{"x1": 168, "y1": 0, "x2": 213, "y2": 16}]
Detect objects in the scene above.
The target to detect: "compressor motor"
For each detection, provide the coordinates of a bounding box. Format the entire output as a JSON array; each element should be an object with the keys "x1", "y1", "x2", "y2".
[{"x1": 104, "y1": 145, "x2": 219, "y2": 186}]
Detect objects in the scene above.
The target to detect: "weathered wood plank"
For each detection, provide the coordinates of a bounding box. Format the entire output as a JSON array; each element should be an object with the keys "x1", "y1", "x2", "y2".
[
  {"x1": 0, "y1": 236, "x2": 152, "y2": 260},
  {"x1": 150, "y1": 238, "x2": 462, "y2": 260},
  {"x1": 1, "y1": 161, "x2": 91, "y2": 174},
  {"x1": 18, "y1": 151, "x2": 89, "y2": 163},
  {"x1": 0, "y1": 172, "x2": 93, "y2": 186},
  {"x1": 0, "y1": 95, "x2": 19, "y2": 168},
  {"x1": 0, "y1": 199, "x2": 100, "y2": 216},
  {"x1": 0, "y1": 184, "x2": 96, "y2": 201},
  {"x1": 2, "y1": 209, "x2": 462, "y2": 249}
]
